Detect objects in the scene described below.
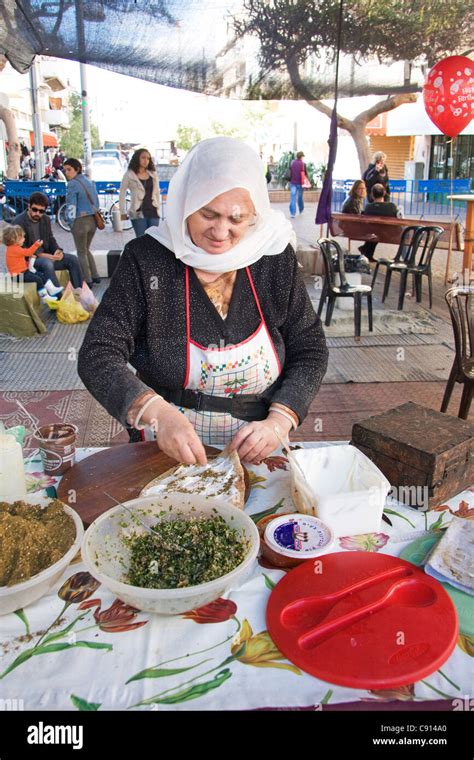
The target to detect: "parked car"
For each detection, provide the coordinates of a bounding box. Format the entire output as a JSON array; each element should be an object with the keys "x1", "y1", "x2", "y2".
[
  {"x1": 90, "y1": 157, "x2": 123, "y2": 182},
  {"x1": 92, "y1": 149, "x2": 126, "y2": 166}
]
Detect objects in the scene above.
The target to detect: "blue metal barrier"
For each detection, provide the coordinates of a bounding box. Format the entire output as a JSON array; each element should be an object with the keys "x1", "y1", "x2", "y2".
[
  {"x1": 3, "y1": 179, "x2": 171, "y2": 223},
  {"x1": 3, "y1": 180, "x2": 67, "y2": 218},
  {"x1": 333, "y1": 178, "x2": 471, "y2": 219},
  {"x1": 94, "y1": 180, "x2": 170, "y2": 195}
]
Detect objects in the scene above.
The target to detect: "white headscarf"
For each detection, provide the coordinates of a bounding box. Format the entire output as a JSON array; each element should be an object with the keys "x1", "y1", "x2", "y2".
[{"x1": 146, "y1": 136, "x2": 296, "y2": 273}]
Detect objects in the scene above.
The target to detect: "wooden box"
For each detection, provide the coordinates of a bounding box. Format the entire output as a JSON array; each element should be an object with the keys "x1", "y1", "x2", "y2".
[{"x1": 351, "y1": 403, "x2": 474, "y2": 510}]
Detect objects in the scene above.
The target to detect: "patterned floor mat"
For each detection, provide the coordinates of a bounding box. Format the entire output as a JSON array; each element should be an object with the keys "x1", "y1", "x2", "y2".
[{"x1": 0, "y1": 390, "x2": 127, "y2": 450}]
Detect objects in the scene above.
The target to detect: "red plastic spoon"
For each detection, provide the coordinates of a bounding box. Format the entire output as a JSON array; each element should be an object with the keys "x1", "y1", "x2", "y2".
[
  {"x1": 281, "y1": 565, "x2": 414, "y2": 632},
  {"x1": 297, "y1": 578, "x2": 437, "y2": 651}
]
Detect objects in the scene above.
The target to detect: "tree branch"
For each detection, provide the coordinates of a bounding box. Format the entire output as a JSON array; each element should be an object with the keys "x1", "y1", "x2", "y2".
[
  {"x1": 353, "y1": 93, "x2": 418, "y2": 125},
  {"x1": 286, "y1": 54, "x2": 354, "y2": 131}
]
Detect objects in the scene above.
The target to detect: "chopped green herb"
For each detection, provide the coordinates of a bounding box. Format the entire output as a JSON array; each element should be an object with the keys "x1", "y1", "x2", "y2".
[{"x1": 125, "y1": 513, "x2": 248, "y2": 589}]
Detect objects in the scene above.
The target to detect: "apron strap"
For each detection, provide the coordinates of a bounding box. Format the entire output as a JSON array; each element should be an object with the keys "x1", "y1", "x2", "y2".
[
  {"x1": 184, "y1": 266, "x2": 191, "y2": 388},
  {"x1": 245, "y1": 266, "x2": 265, "y2": 323}
]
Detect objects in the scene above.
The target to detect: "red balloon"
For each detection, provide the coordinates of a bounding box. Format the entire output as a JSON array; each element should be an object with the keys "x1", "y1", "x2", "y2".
[{"x1": 423, "y1": 56, "x2": 473, "y2": 138}]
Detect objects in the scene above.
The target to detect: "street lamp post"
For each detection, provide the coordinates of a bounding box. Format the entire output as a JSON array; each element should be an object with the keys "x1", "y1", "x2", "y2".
[
  {"x1": 80, "y1": 63, "x2": 92, "y2": 177},
  {"x1": 75, "y1": 0, "x2": 92, "y2": 177},
  {"x1": 29, "y1": 58, "x2": 45, "y2": 180}
]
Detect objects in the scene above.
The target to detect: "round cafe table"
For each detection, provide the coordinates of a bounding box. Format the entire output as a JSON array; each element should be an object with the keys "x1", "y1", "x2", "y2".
[{"x1": 447, "y1": 194, "x2": 474, "y2": 276}]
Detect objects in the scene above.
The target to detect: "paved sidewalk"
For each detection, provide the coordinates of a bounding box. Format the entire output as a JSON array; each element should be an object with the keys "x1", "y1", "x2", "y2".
[{"x1": 45, "y1": 200, "x2": 466, "y2": 287}]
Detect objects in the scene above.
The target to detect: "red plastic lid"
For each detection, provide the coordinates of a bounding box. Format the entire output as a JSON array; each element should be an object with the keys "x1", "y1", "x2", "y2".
[{"x1": 266, "y1": 552, "x2": 458, "y2": 689}]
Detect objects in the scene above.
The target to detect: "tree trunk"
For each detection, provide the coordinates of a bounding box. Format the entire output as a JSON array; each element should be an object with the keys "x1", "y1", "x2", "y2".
[
  {"x1": 345, "y1": 121, "x2": 371, "y2": 173},
  {"x1": 0, "y1": 104, "x2": 21, "y2": 179}
]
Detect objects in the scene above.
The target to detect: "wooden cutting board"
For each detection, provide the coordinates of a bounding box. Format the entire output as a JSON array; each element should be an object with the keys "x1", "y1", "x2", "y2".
[{"x1": 57, "y1": 442, "x2": 250, "y2": 527}]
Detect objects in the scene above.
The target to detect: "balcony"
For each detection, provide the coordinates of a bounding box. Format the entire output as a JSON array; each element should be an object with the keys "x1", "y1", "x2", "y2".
[{"x1": 40, "y1": 61, "x2": 68, "y2": 92}]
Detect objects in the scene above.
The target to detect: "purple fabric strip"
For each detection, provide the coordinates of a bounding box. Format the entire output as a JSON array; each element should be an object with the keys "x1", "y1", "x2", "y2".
[{"x1": 315, "y1": 106, "x2": 338, "y2": 224}]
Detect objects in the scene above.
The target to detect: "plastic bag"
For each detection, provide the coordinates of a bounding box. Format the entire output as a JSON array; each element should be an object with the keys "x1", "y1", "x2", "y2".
[
  {"x1": 79, "y1": 282, "x2": 99, "y2": 314},
  {"x1": 301, "y1": 171, "x2": 311, "y2": 189},
  {"x1": 56, "y1": 288, "x2": 90, "y2": 323}
]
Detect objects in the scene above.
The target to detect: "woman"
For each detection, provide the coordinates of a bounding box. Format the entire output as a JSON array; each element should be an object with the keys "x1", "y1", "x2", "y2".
[
  {"x1": 119, "y1": 148, "x2": 160, "y2": 237},
  {"x1": 288, "y1": 151, "x2": 306, "y2": 218},
  {"x1": 64, "y1": 158, "x2": 101, "y2": 289},
  {"x1": 342, "y1": 180, "x2": 366, "y2": 214},
  {"x1": 362, "y1": 151, "x2": 390, "y2": 201},
  {"x1": 78, "y1": 138, "x2": 328, "y2": 465}
]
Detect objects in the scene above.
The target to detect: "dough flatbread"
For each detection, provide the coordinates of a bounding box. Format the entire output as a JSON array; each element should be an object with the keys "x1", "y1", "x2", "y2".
[{"x1": 140, "y1": 450, "x2": 246, "y2": 509}]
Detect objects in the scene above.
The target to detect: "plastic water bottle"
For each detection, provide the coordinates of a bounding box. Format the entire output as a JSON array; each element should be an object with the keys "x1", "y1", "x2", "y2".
[{"x1": 0, "y1": 433, "x2": 27, "y2": 501}]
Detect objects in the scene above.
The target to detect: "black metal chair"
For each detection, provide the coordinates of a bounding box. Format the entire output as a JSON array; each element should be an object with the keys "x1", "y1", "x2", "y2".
[
  {"x1": 441, "y1": 286, "x2": 474, "y2": 420},
  {"x1": 317, "y1": 238, "x2": 373, "y2": 338},
  {"x1": 371, "y1": 225, "x2": 422, "y2": 291},
  {"x1": 381, "y1": 225, "x2": 444, "y2": 310}
]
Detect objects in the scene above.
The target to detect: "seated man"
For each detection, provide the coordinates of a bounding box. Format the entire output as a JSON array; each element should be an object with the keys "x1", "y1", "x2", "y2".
[
  {"x1": 13, "y1": 192, "x2": 84, "y2": 289},
  {"x1": 359, "y1": 183, "x2": 399, "y2": 262}
]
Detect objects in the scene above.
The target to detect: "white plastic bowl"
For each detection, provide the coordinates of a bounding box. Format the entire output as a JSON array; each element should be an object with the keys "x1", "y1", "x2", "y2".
[
  {"x1": 0, "y1": 497, "x2": 84, "y2": 616},
  {"x1": 81, "y1": 494, "x2": 260, "y2": 615}
]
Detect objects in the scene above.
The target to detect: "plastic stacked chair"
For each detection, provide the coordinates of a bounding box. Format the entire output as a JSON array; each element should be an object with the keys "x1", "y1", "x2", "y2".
[
  {"x1": 441, "y1": 286, "x2": 474, "y2": 420},
  {"x1": 371, "y1": 225, "x2": 422, "y2": 292},
  {"x1": 317, "y1": 238, "x2": 373, "y2": 339},
  {"x1": 380, "y1": 225, "x2": 444, "y2": 310}
]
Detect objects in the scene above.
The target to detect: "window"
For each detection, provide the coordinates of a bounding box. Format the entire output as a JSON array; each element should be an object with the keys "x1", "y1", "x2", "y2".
[{"x1": 429, "y1": 135, "x2": 473, "y2": 181}]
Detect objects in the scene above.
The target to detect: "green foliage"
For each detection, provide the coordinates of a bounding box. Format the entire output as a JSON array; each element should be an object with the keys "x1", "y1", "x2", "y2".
[
  {"x1": 236, "y1": 0, "x2": 473, "y2": 95},
  {"x1": 209, "y1": 121, "x2": 241, "y2": 138},
  {"x1": 60, "y1": 91, "x2": 101, "y2": 160},
  {"x1": 274, "y1": 151, "x2": 318, "y2": 188},
  {"x1": 175, "y1": 120, "x2": 244, "y2": 152},
  {"x1": 274, "y1": 150, "x2": 294, "y2": 187},
  {"x1": 175, "y1": 124, "x2": 203, "y2": 151}
]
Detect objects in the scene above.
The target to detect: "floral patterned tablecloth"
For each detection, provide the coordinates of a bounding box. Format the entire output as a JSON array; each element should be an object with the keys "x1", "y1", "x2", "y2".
[{"x1": 1, "y1": 444, "x2": 473, "y2": 711}]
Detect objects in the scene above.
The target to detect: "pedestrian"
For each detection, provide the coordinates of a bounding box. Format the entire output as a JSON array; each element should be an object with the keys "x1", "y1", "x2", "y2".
[
  {"x1": 362, "y1": 151, "x2": 390, "y2": 201},
  {"x1": 359, "y1": 183, "x2": 399, "y2": 261},
  {"x1": 63, "y1": 158, "x2": 101, "y2": 289},
  {"x1": 13, "y1": 192, "x2": 84, "y2": 289},
  {"x1": 342, "y1": 180, "x2": 367, "y2": 214},
  {"x1": 52, "y1": 151, "x2": 64, "y2": 171},
  {"x1": 119, "y1": 148, "x2": 160, "y2": 237},
  {"x1": 289, "y1": 150, "x2": 306, "y2": 218}
]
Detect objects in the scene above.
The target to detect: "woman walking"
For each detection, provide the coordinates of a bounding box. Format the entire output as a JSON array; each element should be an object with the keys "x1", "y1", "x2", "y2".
[
  {"x1": 288, "y1": 151, "x2": 306, "y2": 218},
  {"x1": 119, "y1": 148, "x2": 160, "y2": 237},
  {"x1": 64, "y1": 158, "x2": 101, "y2": 289}
]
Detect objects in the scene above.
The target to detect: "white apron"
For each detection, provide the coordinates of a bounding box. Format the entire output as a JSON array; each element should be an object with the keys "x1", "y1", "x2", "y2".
[
  {"x1": 141, "y1": 266, "x2": 281, "y2": 445},
  {"x1": 182, "y1": 265, "x2": 281, "y2": 445}
]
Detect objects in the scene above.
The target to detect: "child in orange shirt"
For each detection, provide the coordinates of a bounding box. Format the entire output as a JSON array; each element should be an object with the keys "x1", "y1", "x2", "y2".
[{"x1": 3, "y1": 225, "x2": 63, "y2": 301}]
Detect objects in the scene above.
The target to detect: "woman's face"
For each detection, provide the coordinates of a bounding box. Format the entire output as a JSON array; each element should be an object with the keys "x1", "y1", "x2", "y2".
[
  {"x1": 64, "y1": 165, "x2": 77, "y2": 180},
  {"x1": 139, "y1": 152, "x2": 151, "y2": 169},
  {"x1": 186, "y1": 188, "x2": 255, "y2": 255},
  {"x1": 356, "y1": 183, "x2": 366, "y2": 198}
]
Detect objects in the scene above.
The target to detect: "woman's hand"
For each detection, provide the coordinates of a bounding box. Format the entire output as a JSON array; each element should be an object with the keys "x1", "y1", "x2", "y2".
[
  {"x1": 143, "y1": 398, "x2": 207, "y2": 466},
  {"x1": 229, "y1": 412, "x2": 292, "y2": 464}
]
